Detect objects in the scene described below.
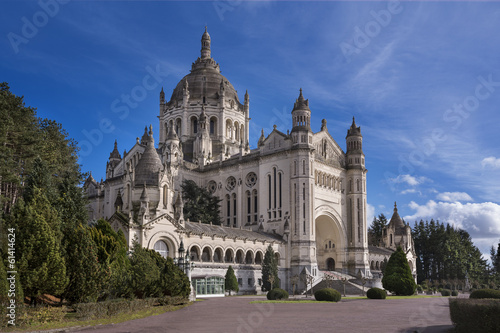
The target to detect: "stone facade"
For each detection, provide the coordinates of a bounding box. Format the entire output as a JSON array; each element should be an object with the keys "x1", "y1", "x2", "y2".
[{"x1": 84, "y1": 28, "x2": 416, "y2": 295}]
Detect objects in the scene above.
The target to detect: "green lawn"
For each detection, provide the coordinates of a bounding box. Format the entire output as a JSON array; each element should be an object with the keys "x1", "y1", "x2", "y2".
[{"x1": 251, "y1": 295, "x2": 449, "y2": 303}]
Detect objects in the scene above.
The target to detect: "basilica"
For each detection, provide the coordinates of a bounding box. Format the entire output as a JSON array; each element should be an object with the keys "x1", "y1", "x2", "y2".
[{"x1": 84, "y1": 28, "x2": 416, "y2": 296}]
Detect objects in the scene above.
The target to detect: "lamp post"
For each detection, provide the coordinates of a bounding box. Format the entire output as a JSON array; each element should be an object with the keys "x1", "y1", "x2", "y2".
[{"x1": 174, "y1": 240, "x2": 195, "y2": 300}]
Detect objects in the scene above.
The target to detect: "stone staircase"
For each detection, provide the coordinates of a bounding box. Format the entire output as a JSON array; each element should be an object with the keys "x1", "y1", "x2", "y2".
[{"x1": 304, "y1": 270, "x2": 366, "y2": 296}]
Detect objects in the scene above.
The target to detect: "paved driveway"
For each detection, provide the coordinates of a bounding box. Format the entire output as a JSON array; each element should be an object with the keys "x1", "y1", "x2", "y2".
[{"x1": 78, "y1": 296, "x2": 454, "y2": 333}]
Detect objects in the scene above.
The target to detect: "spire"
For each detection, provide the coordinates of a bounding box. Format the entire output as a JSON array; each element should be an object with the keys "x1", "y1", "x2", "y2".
[
  {"x1": 149, "y1": 124, "x2": 153, "y2": 136},
  {"x1": 292, "y1": 88, "x2": 310, "y2": 111},
  {"x1": 346, "y1": 116, "x2": 361, "y2": 138},
  {"x1": 201, "y1": 26, "x2": 211, "y2": 59},
  {"x1": 258, "y1": 128, "x2": 265, "y2": 147},
  {"x1": 160, "y1": 86, "x2": 165, "y2": 104},
  {"x1": 109, "y1": 139, "x2": 121, "y2": 160},
  {"x1": 141, "y1": 126, "x2": 149, "y2": 144},
  {"x1": 394, "y1": 201, "x2": 398, "y2": 212}
]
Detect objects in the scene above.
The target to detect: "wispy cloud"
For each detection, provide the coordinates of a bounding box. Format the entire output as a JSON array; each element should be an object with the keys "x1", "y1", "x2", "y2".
[{"x1": 390, "y1": 174, "x2": 428, "y2": 186}]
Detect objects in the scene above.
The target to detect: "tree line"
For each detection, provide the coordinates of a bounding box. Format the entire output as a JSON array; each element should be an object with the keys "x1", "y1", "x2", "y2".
[
  {"x1": 368, "y1": 213, "x2": 497, "y2": 288},
  {"x1": 0, "y1": 83, "x2": 189, "y2": 305}
]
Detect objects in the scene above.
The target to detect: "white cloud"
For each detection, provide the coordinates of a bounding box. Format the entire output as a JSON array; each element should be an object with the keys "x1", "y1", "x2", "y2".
[
  {"x1": 390, "y1": 174, "x2": 428, "y2": 186},
  {"x1": 367, "y1": 203, "x2": 376, "y2": 226},
  {"x1": 436, "y1": 192, "x2": 473, "y2": 202},
  {"x1": 401, "y1": 189, "x2": 417, "y2": 195},
  {"x1": 482, "y1": 157, "x2": 500, "y2": 169},
  {"x1": 405, "y1": 200, "x2": 500, "y2": 240}
]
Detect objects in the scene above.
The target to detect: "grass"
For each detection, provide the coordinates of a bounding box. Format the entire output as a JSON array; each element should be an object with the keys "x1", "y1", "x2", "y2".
[
  {"x1": 251, "y1": 300, "x2": 334, "y2": 304},
  {"x1": 251, "y1": 294, "x2": 447, "y2": 303},
  {"x1": 3, "y1": 303, "x2": 191, "y2": 332}
]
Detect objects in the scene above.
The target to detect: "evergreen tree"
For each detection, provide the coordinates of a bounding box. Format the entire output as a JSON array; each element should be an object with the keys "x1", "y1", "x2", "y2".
[
  {"x1": 368, "y1": 214, "x2": 388, "y2": 246},
  {"x1": 181, "y1": 180, "x2": 222, "y2": 225},
  {"x1": 128, "y1": 242, "x2": 161, "y2": 298},
  {"x1": 382, "y1": 246, "x2": 416, "y2": 295},
  {"x1": 261, "y1": 245, "x2": 279, "y2": 291},
  {"x1": 12, "y1": 188, "x2": 68, "y2": 303},
  {"x1": 0, "y1": 257, "x2": 8, "y2": 303},
  {"x1": 62, "y1": 225, "x2": 106, "y2": 304},
  {"x1": 224, "y1": 266, "x2": 239, "y2": 295}
]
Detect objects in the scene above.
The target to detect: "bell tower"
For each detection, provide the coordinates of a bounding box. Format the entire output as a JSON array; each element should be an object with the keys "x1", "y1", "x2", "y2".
[{"x1": 345, "y1": 117, "x2": 370, "y2": 276}]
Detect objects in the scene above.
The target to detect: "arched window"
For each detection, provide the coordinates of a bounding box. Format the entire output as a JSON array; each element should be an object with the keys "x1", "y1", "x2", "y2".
[
  {"x1": 210, "y1": 117, "x2": 217, "y2": 136},
  {"x1": 246, "y1": 191, "x2": 251, "y2": 224},
  {"x1": 224, "y1": 248, "x2": 234, "y2": 263},
  {"x1": 253, "y1": 189, "x2": 258, "y2": 223},
  {"x1": 232, "y1": 193, "x2": 237, "y2": 227},
  {"x1": 202, "y1": 247, "x2": 212, "y2": 262},
  {"x1": 226, "y1": 195, "x2": 231, "y2": 226},
  {"x1": 302, "y1": 160, "x2": 306, "y2": 175},
  {"x1": 191, "y1": 117, "x2": 198, "y2": 135},
  {"x1": 154, "y1": 240, "x2": 168, "y2": 258},
  {"x1": 163, "y1": 185, "x2": 168, "y2": 207},
  {"x1": 190, "y1": 247, "x2": 200, "y2": 261},
  {"x1": 176, "y1": 118, "x2": 182, "y2": 136}
]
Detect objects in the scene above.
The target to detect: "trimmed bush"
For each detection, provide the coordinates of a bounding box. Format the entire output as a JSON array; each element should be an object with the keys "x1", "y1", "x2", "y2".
[
  {"x1": 470, "y1": 289, "x2": 500, "y2": 299},
  {"x1": 314, "y1": 288, "x2": 341, "y2": 302},
  {"x1": 72, "y1": 298, "x2": 159, "y2": 320},
  {"x1": 266, "y1": 288, "x2": 289, "y2": 300},
  {"x1": 449, "y1": 298, "x2": 500, "y2": 333},
  {"x1": 441, "y1": 289, "x2": 451, "y2": 296},
  {"x1": 451, "y1": 290, "x2": 459, "y2": 296},
  {"x1": 367, "y1": 287, "x2": 387, "y2": 299}
]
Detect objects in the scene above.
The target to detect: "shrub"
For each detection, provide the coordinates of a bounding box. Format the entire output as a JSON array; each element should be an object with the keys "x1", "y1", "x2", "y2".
[
  {"x1": 314, "y1": 288, "x2": 341, "y2": 302},
  {"x1": 441, "y1": 289, "x2": 451, "y2": 296},
  {"x1": 470, "y1": 289, "x2": 500, "y2": 299},
  {"x1": 449, "y1": 298, "x2": 500, "y2": 333},
  {"x1": 416, "y1": 285, "x2": 423, "y2": 293},
  {"x1": 72, "y1": 298, "x2": 158, "y2": 320},
  {"x1": 156, "y1": 295, "x2": 188, "y2": 306},
  {"x1": 367, "y1": 288, "x2": 386, "y2": 299},
  {"x1": 382, "y1": 247, "x2": 416, "y2": 296},
  {"x1": 266, "y1": 288, "x2": 289, "y2": 300},
  {"x1": 451, "y1": 290, "x2": 459, "y2": 296}
]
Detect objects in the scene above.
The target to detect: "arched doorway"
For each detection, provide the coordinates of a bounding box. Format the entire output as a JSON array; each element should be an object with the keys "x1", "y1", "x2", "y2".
[
  {"x1": 326, "y1": 258, "x2": 335, "y2": 271},
  {"x1": 315, "y1": 213, "x2": 344, "y2": 271}
]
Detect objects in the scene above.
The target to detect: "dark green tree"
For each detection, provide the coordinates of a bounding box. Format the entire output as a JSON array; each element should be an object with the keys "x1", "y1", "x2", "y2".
[
  {"x1": 490, "y1": 242, "x2": 500, "y2": 275},
  {"x1": 225, "y1": 265, "x2": 239, "y2": 295},
  {"x1": 261, "y1": 245, "x2": 279, "y2": 291},
  {"x1": 181, "y1": 180, "x2": 222, "y2": 225},
  {"x1": 12, "y1": 188, "x2": 68, "y2": 303},
  {"x1": 368, "y1": 214, "x2": 388, "y2": 246},
  {"x1": 128, "y1": 242, "x2": 161, "y2": 298},
  {"x1": 61, "y1": 225, "x2": 106, "y2": 304},
  {"x1": 0, "y1": 257, "x2": 8, "y2": 303},
  {"x1": 382, "y1": 246, "x2": 416, "y2": 295}
]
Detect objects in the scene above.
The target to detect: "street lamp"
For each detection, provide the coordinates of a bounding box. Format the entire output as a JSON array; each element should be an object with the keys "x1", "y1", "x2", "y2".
[{"x1": 174, "y1": 239, "x2": 195, "y2": 300}]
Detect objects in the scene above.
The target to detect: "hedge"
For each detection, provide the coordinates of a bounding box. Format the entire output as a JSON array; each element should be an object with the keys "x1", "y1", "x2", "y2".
[
  {"x1": 440, "y1": 289, "x2": 451, "y2": 296},
  {"x1": 449, "y1": 298, "x2": 500, "y2": 333},
  {"x1": 266, "y1": 288, "x2": 289, "y2": 300},
  {"x1": 72, "y1": 296, "x2": 188, "y2": 320},
  {"x1": 469, "y1": 289, "x2": 500, "y2": 299},
  {"x1": 451, "y1": 290, "x2": 459, "y2": 296},
  {"x1": 367, "y1": 288, "x2": 386, "y2": 299},
  {"x1": 314, "y1": 288, "x2": 341, "y2": 302}
]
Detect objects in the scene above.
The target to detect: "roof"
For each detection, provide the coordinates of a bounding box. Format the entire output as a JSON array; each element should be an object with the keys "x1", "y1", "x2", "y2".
[
  {"x1": 387, "y1": 202, "x2": 407, "y2": 235},
  {"x1": 368, "y1": 245, "x2": 395, "y2": 256},
  {"x1": 134, "y1": 126, "x2": 162, "y2": 187},
  {"x1": 168, "y1": 29, "x2": 241, "y2": 108},
  {"x1": 184, "y1": 221, "x2": 283, "y2": 243}
]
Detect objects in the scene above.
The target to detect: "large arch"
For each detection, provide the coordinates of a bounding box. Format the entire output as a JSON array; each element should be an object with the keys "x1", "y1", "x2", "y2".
[
  {"x1": 146, "y1": 231, "x2": 179, "y2": 258},
  {"x1": 315, "y1": 208, "x2": 346, "y2": 272}
]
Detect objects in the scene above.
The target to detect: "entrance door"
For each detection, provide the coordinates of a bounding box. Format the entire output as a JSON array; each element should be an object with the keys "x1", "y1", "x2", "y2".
[{"x1": 327, "y1": 258, "x2": 335, "y2": 271}]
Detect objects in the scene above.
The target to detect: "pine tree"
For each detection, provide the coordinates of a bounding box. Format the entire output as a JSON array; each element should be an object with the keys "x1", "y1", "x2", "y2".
[
  {"x1": 13, "y1": 188, "x2": 68, "y2": 303},
  {"x1": 368, "y1": 214, "x2": 388, "y2": 246},
  {"x1": 225, "y1": 266, "x2": 239, "y2": 295},
  {"x1": 261, "y1": 245, "x2": 279, "y2": 291},
  {"x1": 62, "y1": 225, "x2": 106, "y2": 303},
  {"x1": 382, "y1": 246, "x2": 416, "y2": 295}
]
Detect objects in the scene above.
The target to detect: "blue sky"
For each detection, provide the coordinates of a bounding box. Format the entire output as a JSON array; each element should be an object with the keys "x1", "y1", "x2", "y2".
[{"x1": 2, "y1": 0, "x2": 500, "y2": 260}]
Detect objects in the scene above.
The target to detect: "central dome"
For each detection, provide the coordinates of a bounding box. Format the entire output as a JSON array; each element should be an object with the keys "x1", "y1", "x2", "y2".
[{"x1": 168, "y1": 28, "x2": 241, "y2": 107}]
